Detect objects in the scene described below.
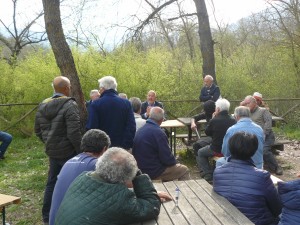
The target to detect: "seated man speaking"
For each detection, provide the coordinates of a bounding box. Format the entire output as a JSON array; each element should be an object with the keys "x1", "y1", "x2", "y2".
[{"x1": 133, "y1": 107, "x2": 189, "y2": 181}]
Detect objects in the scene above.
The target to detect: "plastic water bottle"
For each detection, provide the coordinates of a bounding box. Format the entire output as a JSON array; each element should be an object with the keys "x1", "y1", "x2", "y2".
[{"x1": 175, "y1": 187, "x2": 180, "y2": 207}]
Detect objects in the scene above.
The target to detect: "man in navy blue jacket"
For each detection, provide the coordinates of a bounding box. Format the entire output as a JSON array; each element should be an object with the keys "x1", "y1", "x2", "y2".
[
  {"x1": 86, "y1": 76, "x2": 136, "y2": 150},
  {"x1": 199, "y1": 75, "x2": 220, "y2": 102},
  {"x1": 141, "y1": 90, "x2": 164, "y2": 119},
  {"x1": 133, "y1": 107, "x2": 188, "y2": 181}
]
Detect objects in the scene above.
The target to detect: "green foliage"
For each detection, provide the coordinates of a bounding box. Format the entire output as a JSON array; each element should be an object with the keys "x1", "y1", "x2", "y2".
[{"x1": 0, "y1": 136, "x2": 47, "y2": 224}]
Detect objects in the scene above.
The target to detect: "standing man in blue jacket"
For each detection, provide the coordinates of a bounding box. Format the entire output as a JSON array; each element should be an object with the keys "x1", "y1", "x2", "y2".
[
  {"x1": 199, "y1": 75, "x2": 220, "y2": 102},
  {"x1": 86, "y1": 76, "x2": 136, "y2": 150}
]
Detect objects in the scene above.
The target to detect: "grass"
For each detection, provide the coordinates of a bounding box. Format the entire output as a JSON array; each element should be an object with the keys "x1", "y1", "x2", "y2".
[{"x1": 0, "y1": 136, "x2": 48, "y2": 225}]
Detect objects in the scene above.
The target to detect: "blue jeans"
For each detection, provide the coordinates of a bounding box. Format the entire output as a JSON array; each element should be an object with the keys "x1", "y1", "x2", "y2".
[
  {"x1": 0, "y1": 131, "x2": 12, "y2": 157},
  {"x1": 196, "y1": 145, "x2": 215, "y2": 175},
  {"x1": 42, "y1": 156, "x2": 74, "y2": 223}
]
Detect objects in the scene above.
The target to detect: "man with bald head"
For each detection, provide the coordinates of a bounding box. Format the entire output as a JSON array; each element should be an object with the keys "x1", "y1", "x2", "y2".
[
  {"x1": 133, "y1": 107, "x2": 189, "y2": 181},
  {"x1": 35, "y1": 76, "x2": 82, "y2": 225},
  {"x1": 199, "y1": 75, "x2": 220, "y2": 102}
]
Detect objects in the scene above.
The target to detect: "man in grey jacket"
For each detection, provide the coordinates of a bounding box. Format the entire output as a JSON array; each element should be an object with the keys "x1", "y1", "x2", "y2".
[{"x1": 34, "y1": 76, "x2": 82, "y2": 225}]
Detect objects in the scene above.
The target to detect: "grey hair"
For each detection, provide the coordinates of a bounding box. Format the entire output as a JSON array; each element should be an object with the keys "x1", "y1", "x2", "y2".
[
  {"x1": 119, "y1": 93, "x2": 127, "y2": 99},
  {"x1": 149, "y1": 107, "x2": 164, "y2": 122},
  {"x1": 89, "y1": 89, "x2": 99, "y2": 97},
  {"x1": 129, "y1": 97, "x2": 142, "y2": 113},
  {"x1": 215, "y1": 98, "x2": 230, "y2": 112},
  {"x1": 95, "y1": 147, "x2": 138, "y2": 184},
  {"x1": 204, "y1": 75, "x2": 214, "y2": 81},
  {"x1": 234, "y1": 106, "x2": 250, "y2": 118},
  {"x1": 98, "y1": 76, "x2": 117, "y2": 91},
  {"x1": 80, "y1": 129, "x2": 111, "y2": 153},
  {"x1": 245, "y1": 95, "x2": 257, "y2": 104}
]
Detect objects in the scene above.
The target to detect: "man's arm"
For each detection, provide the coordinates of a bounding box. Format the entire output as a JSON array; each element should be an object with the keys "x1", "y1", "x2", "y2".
[
  {"x1": 65, "y1": 101, "x2": 82, "y2": 154},
  {"x1": 212, "y1": 86, "x2": 220, "y2": 102},
  {"x1": 221, "y1": 130, "x2": 231, "y2": 157},
  {"x1": 199, "y1": 88, "x2": 210, "y2": 102},
  {"x1": 262, "y1": 109, "x2": 273, "y2": 135},
  {"x1": 122, "y1": 102, "x2": 136, "y2": 149},
  {"x1": 120, "y1": 174, "x2": 161, "y2": 223},
  {"x1": 264, "y1": 173, "x2": 282, "y2": 217}
]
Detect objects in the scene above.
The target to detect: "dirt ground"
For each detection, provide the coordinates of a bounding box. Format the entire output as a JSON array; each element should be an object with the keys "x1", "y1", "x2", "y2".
[{"x1": 184, "y1": 140, "x2": 300, "y2": 182}]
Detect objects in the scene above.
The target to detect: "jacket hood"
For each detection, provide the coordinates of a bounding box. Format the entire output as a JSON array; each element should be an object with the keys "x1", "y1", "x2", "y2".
[{"x1": 39, "y1": 96, "x2": 74, "y2": 120}]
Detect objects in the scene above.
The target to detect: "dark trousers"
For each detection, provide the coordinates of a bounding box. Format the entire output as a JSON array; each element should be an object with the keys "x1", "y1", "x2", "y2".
[
  {"x1": 192, "y1": 136, "x2": 212, "y2": 156},
  {"x1": 42, "y1": 156, "x2": 73, "y2": 223},
  {"x1": 263, "y1": 131, "x2": 278, "y2": 171}
]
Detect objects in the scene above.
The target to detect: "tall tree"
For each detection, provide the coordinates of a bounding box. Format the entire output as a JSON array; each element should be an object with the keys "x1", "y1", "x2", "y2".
[
  {"x1": 131, "y1": 0, "x2": 217, "y2": 83},
  {"x1": 193, "y1": 0, "x2": 216, "y2": 81},
  {"x1": 0, "y1": 0, "x2": 46, "y2": 64},
  {"x1": 42, "y1": 0, "x2": 87, "y2": 130}
]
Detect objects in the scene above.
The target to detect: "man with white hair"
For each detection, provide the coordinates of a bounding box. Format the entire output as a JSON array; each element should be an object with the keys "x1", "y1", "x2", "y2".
[
  {"x1": 133, "y1": 107, "x2": 189, "y2": 181},
  {"x1": 199, "y1": 75, "x2": 220, "y2": 102},
  {"x1": 54, "y1": 148, "x2": 162, "y2": 225},
  {"x1": 85, "y1": 89, "x2": 100, "y2": 110},
  {"x1": 129, "y1": 97, "x2": 146, "y2": 131},
  {"x1": 216, "y1": 106, "x2": 264, "y2": 169},
  {"x1": 196, "y1": 98, "x2": 236, "y2": 182},
  {"x1": 86, "y1": 76, "x2": 136, "y2": 150}
]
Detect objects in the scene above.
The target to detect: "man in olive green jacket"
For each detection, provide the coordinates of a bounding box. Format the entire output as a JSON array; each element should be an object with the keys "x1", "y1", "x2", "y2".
[{"x1": 55, "y1": 148, "x2": 161, "y2": 225}]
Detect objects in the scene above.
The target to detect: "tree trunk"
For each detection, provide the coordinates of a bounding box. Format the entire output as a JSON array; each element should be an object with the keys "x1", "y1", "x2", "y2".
[
  {"x1": 193, "y1": 0, "x2": 217, "y2": 84},
  {"x1": 42, "y1": 0, "x2": 87, "y2": 131}
]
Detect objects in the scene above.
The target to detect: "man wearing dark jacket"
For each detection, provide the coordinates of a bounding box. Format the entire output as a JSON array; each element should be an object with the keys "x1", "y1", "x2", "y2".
[
  {"x1": 196, "y1": 98, "x2": 236, "y2": 182},
  {"x1": 199, "y1": 75, "x2": 220, "y2": 102},
  {"x1": 86, "y1": 76, "x2": 136, "y2": 150},
  {"x1": 133, "y1": 107, "x2": 189, "y2": 181},
  {"x1": 55, "y1": 147, "x2": 161, "y2": 225},
  {"x1": 34, "y1": 76, "x2": 82, "y2": 225},
  {"x1": 141, "y1": 90, "x2": 165, "y2": 119}
]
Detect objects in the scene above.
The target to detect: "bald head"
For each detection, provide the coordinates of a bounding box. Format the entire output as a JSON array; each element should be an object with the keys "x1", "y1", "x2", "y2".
[
  {"x1": 53, "y1": 76, "x2": 71, "y2": 96},
  {"x1": 204, "y1": 75, "x2": 214, "y2": 87}
]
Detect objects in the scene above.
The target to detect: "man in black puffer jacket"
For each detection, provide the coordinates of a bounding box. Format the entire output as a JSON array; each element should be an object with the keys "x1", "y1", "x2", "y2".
[{"x1": 34, "y1": 76, "x2": 82, "y2": 225}]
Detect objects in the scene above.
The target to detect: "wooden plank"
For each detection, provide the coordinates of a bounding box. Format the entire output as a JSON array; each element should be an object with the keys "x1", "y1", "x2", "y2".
[
  {"x1": 164, "y1": 181, "x2": 207, "y2": 225},
  {"x1": 185, "y1": 180, "x2": 241, "y2": 225},
  {"x1": 195, "y1": 179, "x2": 254, "y2": 225},
  {"x1": 157, "y1": 182, "x2": 189, "y2": 225},
  {"x1": 0, "y1": 194, "x2": 21, "y2": 207},
  {"x1": 174, "y1": 180, "x2": 221, "y2": 225},
  {"x1": 153, "y1": 182, "x2": 175, "y2": 225}
]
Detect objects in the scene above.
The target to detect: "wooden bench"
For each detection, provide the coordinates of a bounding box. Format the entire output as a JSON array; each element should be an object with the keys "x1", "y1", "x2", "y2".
[
  {"x1": 271, "y1": 139, "x2": 292, "y2": 152},
  {"x1": 0, "y1": 194, "x2": 21, "y2": 225}
]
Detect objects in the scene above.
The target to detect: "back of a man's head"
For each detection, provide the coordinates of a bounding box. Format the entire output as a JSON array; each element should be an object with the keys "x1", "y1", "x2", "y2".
[
  {"x1": 129, "y1": 97, "x2": 142, "y2": 113},
  {"x1": 95, "y1": 147, "x2": 138, "y2": 184},
  {"x1": 149, "y1": 107, "x2": 164, "y2": 123},
  {"x1": 203, "y1": 100, "x2": 216, "y2": 115},
  {"x1": 80, "y1": 129, "x2": 111, "y2": 153},
  {"x1": 215, "y1": 98, "x2": 230, "y2": 112},
  {"x1": 229, "y1": 132, "x2": 258, "y2": 160},
  {"x1": 98, "y1": 76, "x2": 117, "y2": 91},
  {"x1": 52, "y1": 76, "x2": 71, "y2": 96},
  {"x1": 234, "y1": 106, "x2": 250, "y2": 120}
]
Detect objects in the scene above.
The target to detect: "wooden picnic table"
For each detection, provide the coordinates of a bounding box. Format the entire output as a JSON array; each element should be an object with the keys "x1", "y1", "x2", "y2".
[
  {"x1": 177, "y1": 117, "x2": 206, "y2": 141},
  {"x1": 130, "y1": 179, "x2": 254, "y2": 225},
  {"x1": 0, "y1": 194, "x2": 21, "y2": 225},
  {"x1": 161, "y1": 120, "x2": 185, "y2": 156}
]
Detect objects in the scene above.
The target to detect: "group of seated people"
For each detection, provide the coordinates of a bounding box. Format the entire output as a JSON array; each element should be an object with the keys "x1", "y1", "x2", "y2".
[{"x1": 49, "y1": 75, "x2": 299, "y2": 225}]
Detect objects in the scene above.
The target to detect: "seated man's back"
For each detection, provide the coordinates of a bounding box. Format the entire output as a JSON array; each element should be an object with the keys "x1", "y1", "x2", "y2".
[{"x1": 133, "y1": 107, "x2": 188, "y2": 181}]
